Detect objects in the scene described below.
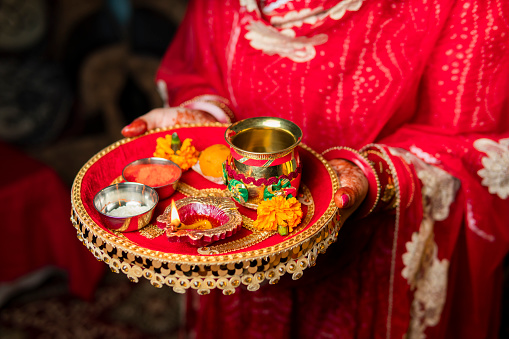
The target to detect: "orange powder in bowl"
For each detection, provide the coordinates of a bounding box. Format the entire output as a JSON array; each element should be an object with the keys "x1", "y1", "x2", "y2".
[{"x1": 124, "y1": 163, "x2": 180, "y2": 187}]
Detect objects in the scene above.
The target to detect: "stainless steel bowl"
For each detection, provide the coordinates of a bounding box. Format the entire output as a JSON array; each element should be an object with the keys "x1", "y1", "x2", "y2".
[
  {"x1": 122, "y1": 157, "x2": 181, "y2": 200},
  {"x1": 93, "y1": 182, "x2": 159, "y2": 232}
]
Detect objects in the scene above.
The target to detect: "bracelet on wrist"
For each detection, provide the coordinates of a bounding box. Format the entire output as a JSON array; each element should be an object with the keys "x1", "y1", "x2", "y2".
[{"x1": 361, "y1": 147, "x2": 398, "y2": 211}]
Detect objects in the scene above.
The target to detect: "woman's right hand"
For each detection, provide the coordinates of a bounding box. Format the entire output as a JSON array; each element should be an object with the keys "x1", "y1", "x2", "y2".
[{"x1": 121, "y1": 107, "x2": 217, "y2": 137}]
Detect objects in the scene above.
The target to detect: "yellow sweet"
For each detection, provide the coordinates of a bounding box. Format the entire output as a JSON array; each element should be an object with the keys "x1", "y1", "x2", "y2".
[{"x1": 199, "y1": 144, "x2": 230, "y2": 178}]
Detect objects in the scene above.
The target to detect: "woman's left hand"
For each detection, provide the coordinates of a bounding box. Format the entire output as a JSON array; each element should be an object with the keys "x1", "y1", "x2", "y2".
[
  {"x1": 328, "y1": 159, "x2": 369, "y2": 220},
  {"x1": 121, "y1": 107, "x2": 217, "y2": 137}
]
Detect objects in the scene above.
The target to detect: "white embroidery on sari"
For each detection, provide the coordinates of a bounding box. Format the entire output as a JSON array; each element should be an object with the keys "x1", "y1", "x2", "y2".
[
  {"x1": 402, "y1": 223, "x2": 449, "y2": 339},
  {"x1": 262, "y1": 0, "x2": 293, "y2": 13},
  {"x1": 329, "y1": 0, "x2": 365, "y2": 20},
  {"x1": 270, "y1": 7, "x2": 325, "y2": 28},
  {"x1": 394, "y1": 148, "x2": 460, "y2": 221},
  {"x1": 466, "y1": 202, "x2": 495, "y2": 242},
  {"x1": 245, "y1": 21, "x2": 328, "y2": 62},
  {"x1": 473, "y1": 137, "x2": 509, "y2": 199},
  {"x1": 240, "y1": 0, "x2": 363, "y2": 61},
  {"x1": 408, "y1": 145, "x2": 440, "y2": 165},
  {"x1": 246, "y1": 0, "x2": 364, "y2": 28},
  {"x1": 391, "y1": 148, "x2": 456, "y2": 339},
  {"x1": 416, "y1": 164, "x2": 460, "y2": 222},
  {"x1": 240, "y1": 0, "x2": 259, "y2": 13}
]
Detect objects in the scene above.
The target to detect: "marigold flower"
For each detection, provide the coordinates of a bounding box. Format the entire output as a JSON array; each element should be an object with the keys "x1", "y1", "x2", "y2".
[
  {"x1": 154, "y1": 136, "x2": 199, "y2": 171},
  {"x1": 253, "y1": 196, "x2": 303, "y2": 233}
]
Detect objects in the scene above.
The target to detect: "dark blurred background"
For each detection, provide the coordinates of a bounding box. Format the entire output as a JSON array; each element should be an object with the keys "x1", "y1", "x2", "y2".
[
  {"x1": 0, "y1": 0, "x2": 186, "y2": 337},
  {"x1": 0, "y1": 0, "x2": 186, "y2": 184}
]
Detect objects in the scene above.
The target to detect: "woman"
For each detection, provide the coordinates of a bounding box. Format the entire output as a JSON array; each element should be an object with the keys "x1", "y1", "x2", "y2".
[{"x1": 122, "y1": 1, "x2": 509, "y2": 338}]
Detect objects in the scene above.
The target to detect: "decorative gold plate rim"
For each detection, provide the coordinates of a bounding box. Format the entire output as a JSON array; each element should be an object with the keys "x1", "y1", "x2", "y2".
[{"x1": 70, "y1": 123, "x2": 341, "y2": 294}]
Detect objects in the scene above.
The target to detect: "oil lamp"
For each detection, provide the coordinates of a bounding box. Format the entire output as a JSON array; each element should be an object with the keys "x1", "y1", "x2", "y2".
[
  {"x1": 156, "y1": 197, "x2": 242, "y2": 246},
  {"x1": 166, "y1": 199, "x2": 213, "y2": 231}
]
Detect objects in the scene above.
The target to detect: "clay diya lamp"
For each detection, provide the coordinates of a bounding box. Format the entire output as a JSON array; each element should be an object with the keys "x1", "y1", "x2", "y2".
[{"x1": 156, "y1": 197, "x2": 242, "y2": 247}]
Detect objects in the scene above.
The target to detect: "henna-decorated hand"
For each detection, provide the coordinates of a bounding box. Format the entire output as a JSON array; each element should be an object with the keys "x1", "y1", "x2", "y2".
[
  {"x1": 121, "y1": 107, "x2": 217, "y2": 137},
  {"x1": 328, "y1": 159, "x2": 368, "y2": 220}
]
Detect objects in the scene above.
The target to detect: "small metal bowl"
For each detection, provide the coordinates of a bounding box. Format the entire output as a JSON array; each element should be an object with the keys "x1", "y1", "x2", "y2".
[
  {"x1": 122, "y1": 157, "x2": 181, "y2": 200},
  {"x1": 93, "y1": 182, "x2": 159, "y2": 232}
]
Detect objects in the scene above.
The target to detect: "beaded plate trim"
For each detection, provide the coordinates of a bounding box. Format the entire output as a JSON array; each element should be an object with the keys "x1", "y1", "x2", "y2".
[{"x1": 71, "y1": 208, "x2": 340, "y2": 295}]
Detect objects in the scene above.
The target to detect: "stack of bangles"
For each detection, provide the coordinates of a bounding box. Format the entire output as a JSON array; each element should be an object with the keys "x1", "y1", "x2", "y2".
[
  {"x1": 322, "y1": 144, "x2": 400, "y2": 218},
  {"x1": 179, "y1": 95, "x2": 236, "y2": 124}
]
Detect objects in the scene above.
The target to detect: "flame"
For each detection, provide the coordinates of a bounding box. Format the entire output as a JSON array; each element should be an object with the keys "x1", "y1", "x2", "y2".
[{"x1": 170, "y1": 200, "x2": 180, "y2": 225}]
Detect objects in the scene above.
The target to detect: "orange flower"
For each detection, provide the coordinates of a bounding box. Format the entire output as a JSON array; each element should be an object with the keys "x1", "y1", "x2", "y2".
[
  {"x1": 253, "y1": 196, "x2": 303, "y2": 233},
  {"x1": 154, "y1": 136, "x2": 199, "y2": 171}
]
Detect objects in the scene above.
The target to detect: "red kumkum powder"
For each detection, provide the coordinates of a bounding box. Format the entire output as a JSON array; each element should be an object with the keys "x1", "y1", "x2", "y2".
[{"x1": 124, "y1": 163, "x2": 180, "y2": 187}]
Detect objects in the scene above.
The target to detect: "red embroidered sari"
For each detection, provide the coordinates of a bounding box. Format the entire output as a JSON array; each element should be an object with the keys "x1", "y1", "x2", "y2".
[{"x1": 155, "y1": 0, "x2": 509, "y2": 338}]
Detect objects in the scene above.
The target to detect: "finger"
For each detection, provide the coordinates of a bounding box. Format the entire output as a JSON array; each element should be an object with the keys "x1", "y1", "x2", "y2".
[
  {"x1": 121, "y1": 109, "x2": 166, "y2": 137},
  {"x1": 121, "y1": 118, "x2": 148, "y2": 137},
  {"x1": 334, "y1": 186, "x2": 356, "y2": 209}
]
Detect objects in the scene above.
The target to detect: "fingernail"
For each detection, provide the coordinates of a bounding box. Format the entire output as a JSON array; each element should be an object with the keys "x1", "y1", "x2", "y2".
[{"x1": 341, "y1": 194, "x2": 350, "y2": 208}]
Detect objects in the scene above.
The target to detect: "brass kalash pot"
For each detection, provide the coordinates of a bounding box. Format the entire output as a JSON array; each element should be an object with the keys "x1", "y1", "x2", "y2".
[{"x1": 224, "y1": 117, "x2": 302, "y2": 209}]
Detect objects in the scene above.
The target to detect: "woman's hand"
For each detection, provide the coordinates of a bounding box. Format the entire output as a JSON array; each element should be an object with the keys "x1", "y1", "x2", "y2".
[
  {"x1": 329, "y1": 159, "x2": 369, "y2": 220},
  {"x1": 121, "y1": 107, "x2": 217, "y2": 137},
  {"x1": 280, "y1": 159, "x2": 369, "y2": 286}
]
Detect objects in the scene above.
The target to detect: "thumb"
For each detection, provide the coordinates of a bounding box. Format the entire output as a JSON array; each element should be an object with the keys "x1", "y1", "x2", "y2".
[
  {"x1": 329, "y1": 159, "x2": 368, "y2": 220},
  {"x1": 121, "y1": 108, "x2": 173, "y2": 137},
  {"x1": 334, "y1": 187, "x2": 356, "y2": 209}
]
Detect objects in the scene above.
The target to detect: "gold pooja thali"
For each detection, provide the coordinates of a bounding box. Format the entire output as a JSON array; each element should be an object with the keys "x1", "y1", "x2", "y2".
[{"x1": 71, "y1": 121, "x2": 341, "y2": 295}]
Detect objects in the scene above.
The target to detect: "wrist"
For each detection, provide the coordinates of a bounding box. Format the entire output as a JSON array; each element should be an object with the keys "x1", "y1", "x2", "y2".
[{"x1": 180, "y1": 95, "x2": 235, "y2": 124}]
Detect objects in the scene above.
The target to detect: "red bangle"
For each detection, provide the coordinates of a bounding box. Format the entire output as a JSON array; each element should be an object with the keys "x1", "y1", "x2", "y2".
[
  {"x1": 322, "y1": 147, "x2": 380, "y2": 218},
  {"x1": 362, "y1": 147, "x2": 398, "y2": 211}
]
